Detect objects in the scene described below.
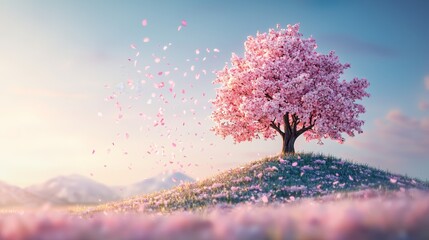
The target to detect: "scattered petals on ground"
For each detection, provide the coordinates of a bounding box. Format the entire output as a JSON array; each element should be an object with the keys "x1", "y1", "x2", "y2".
[{"x1": 2, "y1": 190, "x2": 429, "y2": 240}]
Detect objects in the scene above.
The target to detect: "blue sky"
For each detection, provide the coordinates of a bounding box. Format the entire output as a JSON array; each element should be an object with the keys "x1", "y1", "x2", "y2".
[{"x1": 1, "y1": 0, "x2": 429, "y2": 186}]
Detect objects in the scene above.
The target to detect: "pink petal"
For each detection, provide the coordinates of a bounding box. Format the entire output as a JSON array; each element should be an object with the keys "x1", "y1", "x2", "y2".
[
  {"x1": 181, "y1": 20, "x2": 187, "y2": 26},
  {"x1": 143, "y1": 37, "x2": 150, "y2": 43},
  {"x1": 142, "y1": 19, "x2": 147, "y2": 27},
  {"x1": 261, "y1": 195, "x2": 268, "y2": 203}
]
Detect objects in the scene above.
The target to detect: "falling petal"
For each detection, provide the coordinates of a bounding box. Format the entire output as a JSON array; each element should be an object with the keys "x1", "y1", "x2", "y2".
[
  {"x1": 142, "y1": 19, "x2": 147, "y2": 27},
  {"x1": 143, "y1": 37, "x2": 150, "y2": 43},
  {"x1": 181, "y1": 20, "x2": 187, "y2": 26},
  {"x1": 261, "y1": 195, "x2": 268, "y2": 203}
]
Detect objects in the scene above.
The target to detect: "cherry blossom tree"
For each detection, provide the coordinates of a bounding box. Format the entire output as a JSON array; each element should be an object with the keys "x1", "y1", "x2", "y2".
[{"x1": 211, "y1": 24, "x2": 370, "y2": 155}]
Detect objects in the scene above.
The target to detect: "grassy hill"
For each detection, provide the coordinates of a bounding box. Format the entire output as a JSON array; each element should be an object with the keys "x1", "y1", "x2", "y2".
[{"x1": 87, "y1": 153, "x2": 428, "y2": 214}]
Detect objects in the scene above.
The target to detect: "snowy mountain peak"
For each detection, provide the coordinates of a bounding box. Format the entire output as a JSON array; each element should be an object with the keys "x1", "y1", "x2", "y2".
[
  {"x1": 26, "y1": 175, "x2": 120, "y2": 204},
  {"x1": 1, "y1": 172, "x2": 194, "y2": 206},
  {"x1": 116, "y1": 172, "x2": 195, "y2": 198}
]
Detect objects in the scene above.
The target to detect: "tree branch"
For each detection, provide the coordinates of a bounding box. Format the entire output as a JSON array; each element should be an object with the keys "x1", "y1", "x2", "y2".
[
  {"x1": 270, "y1": 120, "x2": 284, "y2": 136},
  {"x1": 265, "y1": 93, "x2": 273, "y2": 100},
  {"x1": 297, "y1": 114, "x2": 316, "y2": 136}
]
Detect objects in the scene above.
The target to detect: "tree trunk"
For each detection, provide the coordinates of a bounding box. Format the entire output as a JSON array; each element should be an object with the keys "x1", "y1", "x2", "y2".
[{"x1": 281, "y1": 135, "x2": 296, "y2": 156}]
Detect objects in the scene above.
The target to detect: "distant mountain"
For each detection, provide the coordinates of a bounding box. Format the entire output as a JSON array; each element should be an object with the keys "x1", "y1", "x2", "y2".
[
  {"x1": 0, "y1": 181, "x2": 45, "y2": 207},
  {"x1": 116, "y1": 172, "x2": 195, "y2": 198},
  {"x1": 26, "y1": 174, "x2": 120, "y2": 205},
  {"x1": 1, "y1": 172, "x2": 194, "y2": 206}
]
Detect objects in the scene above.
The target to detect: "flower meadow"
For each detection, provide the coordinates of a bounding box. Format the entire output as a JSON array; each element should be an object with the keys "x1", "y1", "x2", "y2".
[
  {"x1": 1, "y1": 154, "x2": 426, "y2": 240},
  {"x1": 1, "y1": 189, "x2": 429, "y2": 240}
]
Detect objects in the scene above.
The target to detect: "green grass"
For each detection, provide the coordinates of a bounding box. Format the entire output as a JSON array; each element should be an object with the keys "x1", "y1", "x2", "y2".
[{"x1": 85, "y1": 153, "x2": 429, "y2": 215}]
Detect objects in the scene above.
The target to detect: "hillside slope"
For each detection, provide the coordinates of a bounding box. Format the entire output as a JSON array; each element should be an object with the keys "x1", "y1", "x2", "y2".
[{"x1": 92, "y1": 153, "x2": 428, "y2": 213}]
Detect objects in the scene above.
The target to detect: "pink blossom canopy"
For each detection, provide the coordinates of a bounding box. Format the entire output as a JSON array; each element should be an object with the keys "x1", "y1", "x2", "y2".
[{"x1": 211, "y1": 24, "x2": 370, "y2": 146}]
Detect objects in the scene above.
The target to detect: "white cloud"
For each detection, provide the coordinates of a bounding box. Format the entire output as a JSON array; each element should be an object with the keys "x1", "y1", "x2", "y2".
[
  {"x1": 352, "y1": 109, "x2": 429, "y2": 156},
  {"x1": 419, "y1": 101, "x2": 429, "y2": 111},
  {"x1": 425, "y1": 75, "x2": 429, "y2": 90},
  {"x1": 346, "y1": 108, "x2": 429, "y2": 179}
]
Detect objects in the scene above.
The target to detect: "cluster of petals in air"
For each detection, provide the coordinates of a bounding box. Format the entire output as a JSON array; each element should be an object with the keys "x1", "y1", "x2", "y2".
[{"x1": 212, "y1": 24, "x2": 370, "y2": 144}]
